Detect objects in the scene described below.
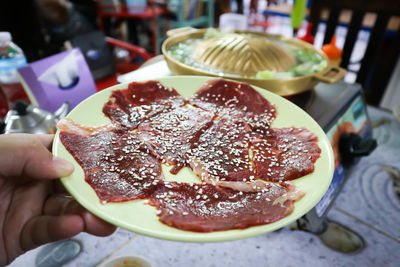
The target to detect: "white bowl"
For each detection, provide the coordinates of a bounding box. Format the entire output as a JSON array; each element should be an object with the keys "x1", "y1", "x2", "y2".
[{"x1": 97, "y1": 255, "x2": 155, "y2": 267}]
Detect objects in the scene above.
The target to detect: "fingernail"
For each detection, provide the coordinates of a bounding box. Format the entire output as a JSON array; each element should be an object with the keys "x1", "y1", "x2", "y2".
[{"x1": 53, "y1": 157, "x2": 75, "y2": 176}]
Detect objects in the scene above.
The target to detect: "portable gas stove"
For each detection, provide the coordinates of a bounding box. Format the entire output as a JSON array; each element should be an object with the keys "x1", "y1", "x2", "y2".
[{"x1": 288, "y1": 81, "x2": 377, "y2": 252}]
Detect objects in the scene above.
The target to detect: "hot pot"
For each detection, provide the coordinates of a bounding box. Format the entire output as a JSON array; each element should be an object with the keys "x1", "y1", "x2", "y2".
[{"x1": 162, "y1": 28, "x2": 346, "y2": 96}]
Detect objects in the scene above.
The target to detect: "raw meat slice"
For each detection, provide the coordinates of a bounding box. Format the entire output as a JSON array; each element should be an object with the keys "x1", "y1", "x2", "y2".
[
  {"x1": 149, "y1": 181, "x2": 302, "y2": 232},
  {"x1": 103, "y1": 81, "x2": 185, "y2": 129},
  {"x1": 137, "y1": 105, "x2": 214, "y2": 174},
  {"x1": 251, "y1": 128, "x2": 321, "y2": 182},
  {"x1": 59, "y1": 121, "x2": 163, "y2": 203},
  {"x1": 189, "y1": 79, "x2": 276, "y2": 134},
  {"x1": 187, "y1": 118, "x2": 255, "y2": 184},
  {"x1": 57, "y1": 118, "x2": 118, "y2": 136}
]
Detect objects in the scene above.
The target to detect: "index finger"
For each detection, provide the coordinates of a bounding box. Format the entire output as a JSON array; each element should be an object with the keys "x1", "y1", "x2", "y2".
[
  {"x1": 0, "y1": 134, "x2": 74, "y2": 180},
  {"x1": 35, "y1": 134, "x2": 54, "y2": 151}
]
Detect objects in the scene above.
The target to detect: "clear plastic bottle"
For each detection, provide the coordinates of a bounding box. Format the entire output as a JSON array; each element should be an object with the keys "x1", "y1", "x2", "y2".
[{"x1": 0, "y1": 31, "x2": 30, "y2": 111}]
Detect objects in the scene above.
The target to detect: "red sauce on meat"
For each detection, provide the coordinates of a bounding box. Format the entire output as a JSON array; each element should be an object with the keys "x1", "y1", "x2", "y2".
[{"x1": 59, "y1": 78, "x2": 320, "y2": 232}]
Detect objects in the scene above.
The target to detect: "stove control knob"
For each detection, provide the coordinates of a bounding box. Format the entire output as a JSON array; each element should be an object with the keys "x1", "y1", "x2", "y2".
[{"x1": 339, "y1": 133, "x2": 377, "y2": 166}]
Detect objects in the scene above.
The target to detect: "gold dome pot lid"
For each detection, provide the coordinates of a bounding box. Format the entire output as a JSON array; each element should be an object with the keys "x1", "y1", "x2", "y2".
[{"x1": 192, "y1": 33, "x2": 297, "y2": 76}]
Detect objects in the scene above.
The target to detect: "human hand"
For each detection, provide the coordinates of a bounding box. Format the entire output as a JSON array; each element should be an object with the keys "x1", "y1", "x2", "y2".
[{"x1": 0, "y1": 134, "x2": 116, "y2": 265}]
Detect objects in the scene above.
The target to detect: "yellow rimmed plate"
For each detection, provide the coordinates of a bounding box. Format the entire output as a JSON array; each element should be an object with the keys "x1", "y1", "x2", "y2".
[{"x1": 53, "y1": 76, "x2": 334, "y2": 242}]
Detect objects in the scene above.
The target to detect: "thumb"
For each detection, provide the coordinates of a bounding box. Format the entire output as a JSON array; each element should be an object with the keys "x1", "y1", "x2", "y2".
[{"x1": 0, "y1": 134, "x2": 74, "y2": 180}]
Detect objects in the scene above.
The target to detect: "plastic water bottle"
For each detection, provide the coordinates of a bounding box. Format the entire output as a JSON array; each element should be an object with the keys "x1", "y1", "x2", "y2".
[{"x1": 0, "y1": 32, "x2": 30, "y2": 111}]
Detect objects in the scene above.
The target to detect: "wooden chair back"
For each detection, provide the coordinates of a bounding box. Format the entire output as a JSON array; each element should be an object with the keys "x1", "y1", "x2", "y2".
[{"x1": 309, "y1": 0, "x2": 400, "y2": 104}]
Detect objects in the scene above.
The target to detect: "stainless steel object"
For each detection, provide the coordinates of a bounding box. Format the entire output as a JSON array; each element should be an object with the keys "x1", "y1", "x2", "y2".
[{"x1": 2, "y1": 101, "x2": 70, "y2": 134}]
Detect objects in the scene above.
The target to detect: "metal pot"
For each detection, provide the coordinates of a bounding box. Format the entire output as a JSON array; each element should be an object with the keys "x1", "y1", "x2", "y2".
[
  {"x1": 2, "y1": 101, "x2": 70, "y2": 134},
  {"x1": 162, "y1": 28, "x2": 346, "y2": 96}
]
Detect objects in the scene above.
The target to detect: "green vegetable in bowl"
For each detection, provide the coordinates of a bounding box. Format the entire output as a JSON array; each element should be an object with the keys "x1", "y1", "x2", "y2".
[
  {"x1": 255, "y1": 70, "x2": 276, "y2": 79},
  {"x1": 254, "y1": 48, "x2": 327, "y2": 79},
  {"x1": 292, "y1": 48, "x2": 323, "y2": 63},
  {"x1": 315, "y1": 60, "x2": 328, "y2": 72},
  {"x1": 256, "y1": 70, "x2": 294, "y2": 79},
  {"x1": 289, "y1": 59, "x2": 328, "y2": 76},
  {"x1": 274, "y1": 72, "x2": 295, "y2": 79}
]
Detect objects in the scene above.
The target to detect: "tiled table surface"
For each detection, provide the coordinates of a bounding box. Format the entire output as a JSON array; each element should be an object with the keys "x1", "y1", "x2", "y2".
[{"x1": 9, "y1": 106, "x2": 400, "y2": 267}]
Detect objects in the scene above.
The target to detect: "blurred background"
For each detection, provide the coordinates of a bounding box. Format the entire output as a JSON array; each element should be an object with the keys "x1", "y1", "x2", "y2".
[{"x1": 1, "y1": 0, "x2": 399, "y2": 111}]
